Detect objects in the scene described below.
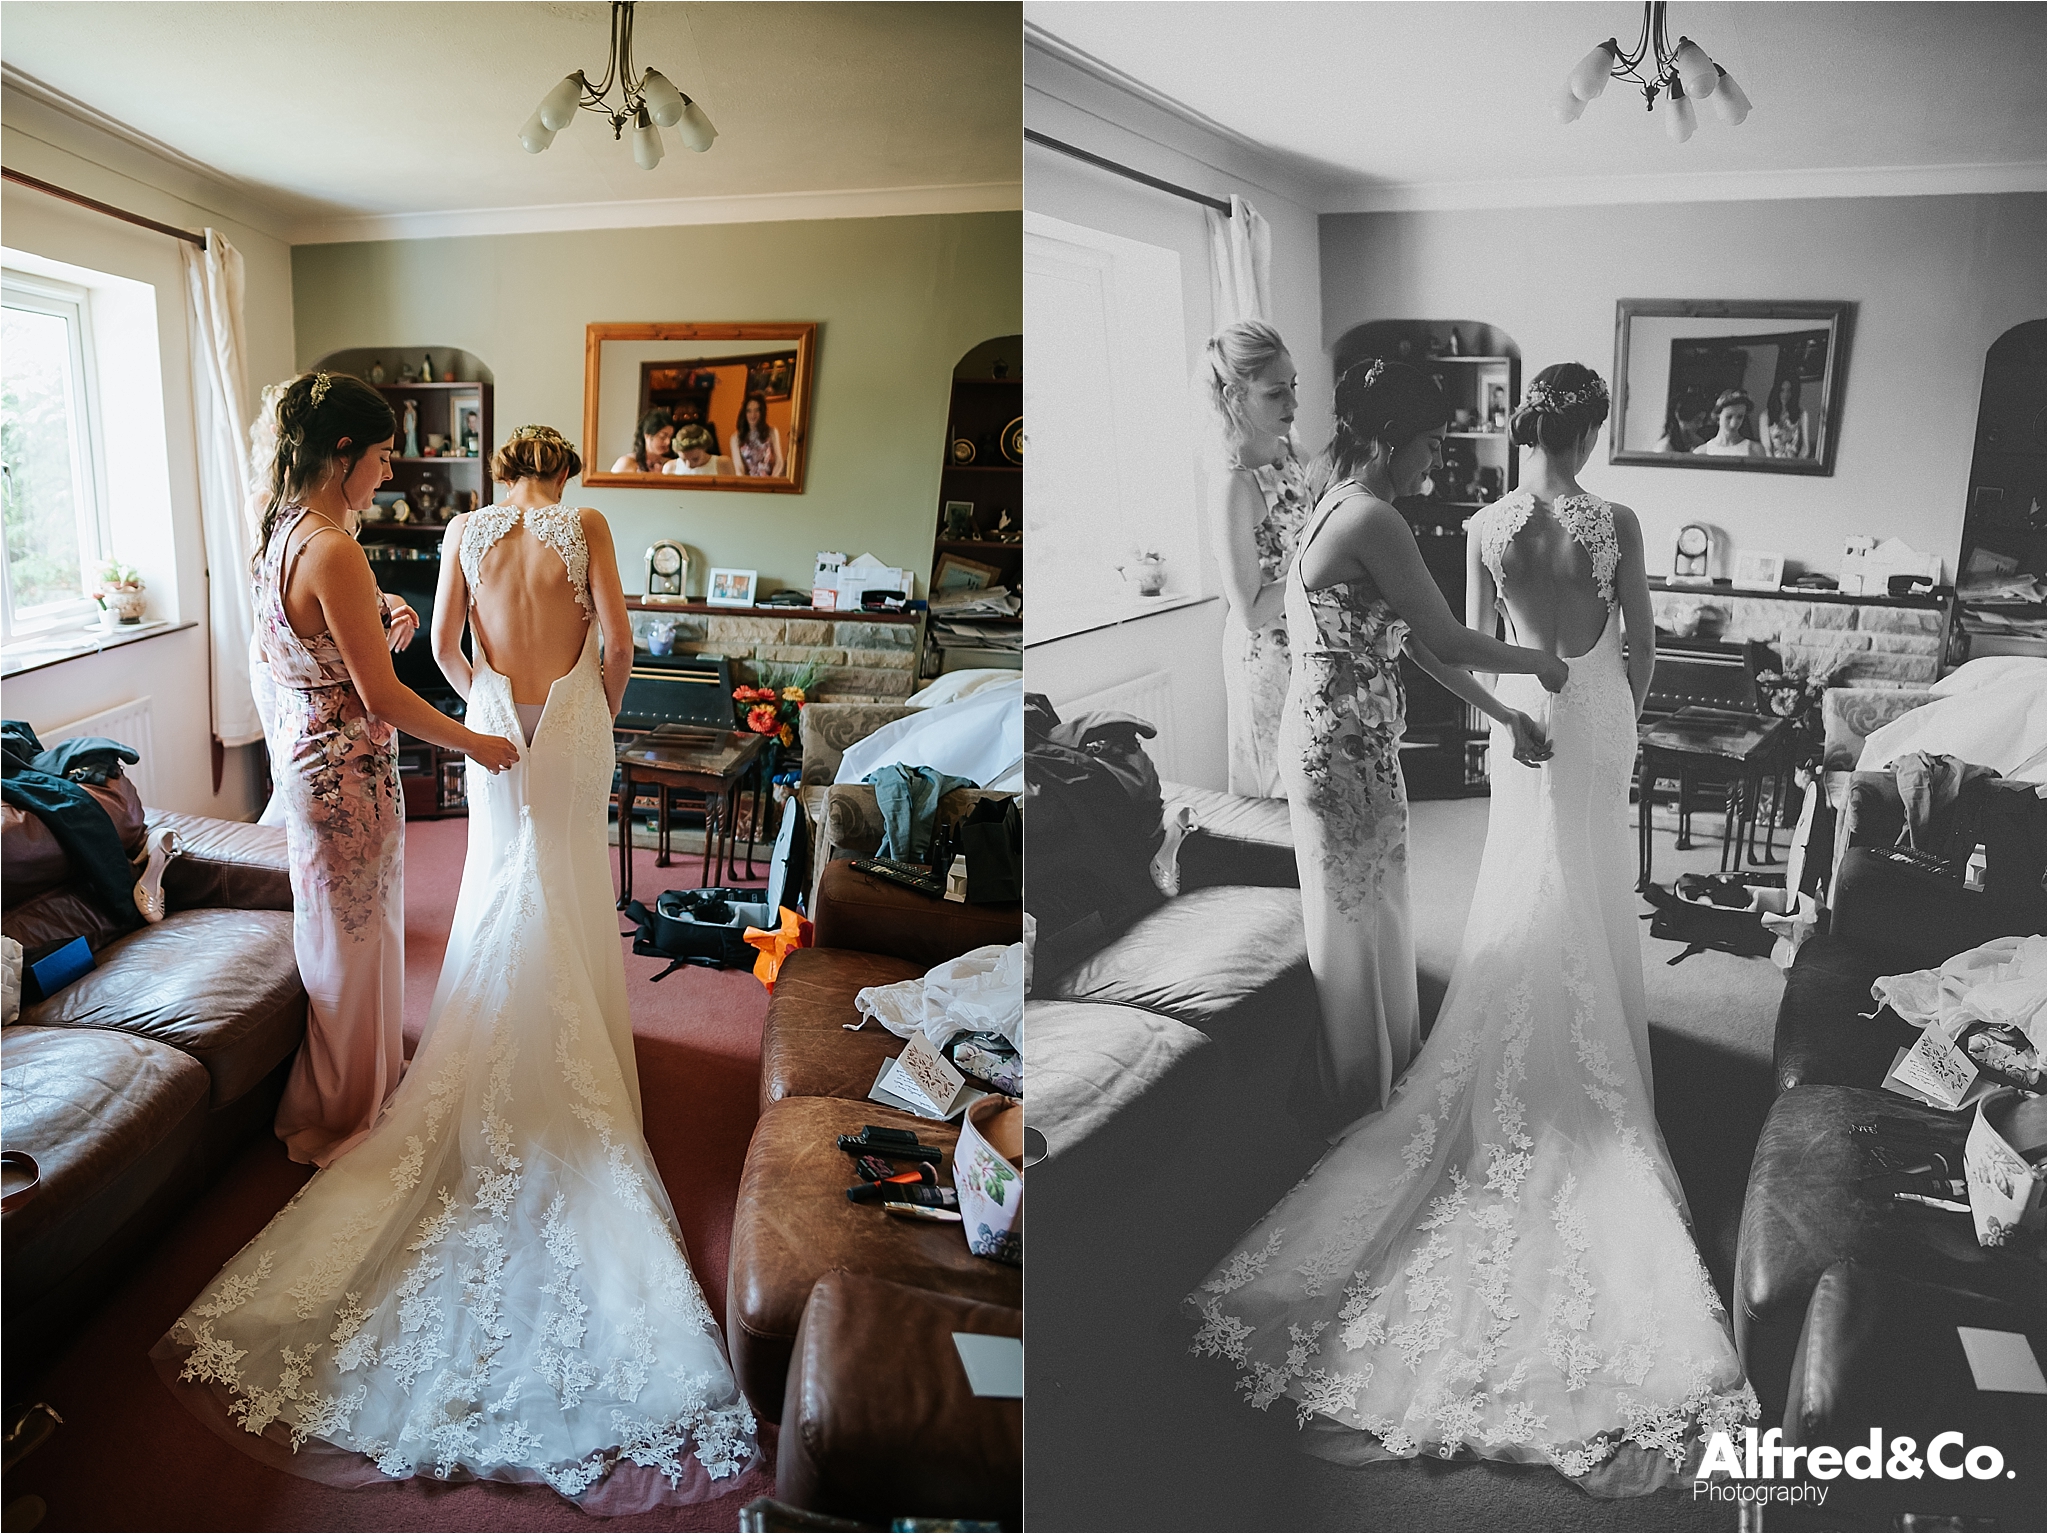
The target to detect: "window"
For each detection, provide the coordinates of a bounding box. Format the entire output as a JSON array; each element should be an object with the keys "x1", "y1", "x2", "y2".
[
  {"x1": 1024, "y1": 212, "x2": 1201, "y2": 642},
  {"x1": 2, "y1": 272, "x2": 107, "y2": 643}
]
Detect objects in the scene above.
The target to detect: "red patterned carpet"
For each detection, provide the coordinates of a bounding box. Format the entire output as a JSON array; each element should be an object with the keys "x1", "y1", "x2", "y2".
[{"x1": 11, "y1": 817, "x2": 777, "y2": 1531}]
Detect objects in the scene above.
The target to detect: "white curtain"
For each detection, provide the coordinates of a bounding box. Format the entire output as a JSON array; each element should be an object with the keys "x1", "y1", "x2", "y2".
[
  {"x1": 1204, "y1": 193, "x2": 1272, "y2": 329},
  {"x1": 183, "y1": 230, "x2": 262, "y2": 747}
]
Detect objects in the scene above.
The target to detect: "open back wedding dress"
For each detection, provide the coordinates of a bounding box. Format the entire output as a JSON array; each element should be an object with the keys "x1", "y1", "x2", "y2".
[
  {"x1": 156, "y1": 504, "x2": 757, "y2": 1512},
  {"x1": 1189, "y1": 490, "x2": 1756, "y2": 1495}
]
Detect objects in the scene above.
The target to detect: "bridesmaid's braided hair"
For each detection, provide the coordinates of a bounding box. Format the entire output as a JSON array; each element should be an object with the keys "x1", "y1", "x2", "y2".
[
  {"x1": 1314, "y1": 357, "x2": 1448, "y2": 498},
  {"x1": 254, "y1": 372, "x2": 395, "y2": 573},
  {"x1": 1510, "y1": 362, "x2": 1610, "y2": 453}
]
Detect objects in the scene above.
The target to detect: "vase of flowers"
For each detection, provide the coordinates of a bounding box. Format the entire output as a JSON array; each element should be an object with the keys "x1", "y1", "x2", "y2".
[
  {"x1": 1753, "y1": 656, "x2": 1840, "y2": 769},
  {"x1": 733, "y1": 660, "x2": 820, "y2": 763},
  {"x1": 94, "y1": 560, "x2": 146, "y2": 627}
]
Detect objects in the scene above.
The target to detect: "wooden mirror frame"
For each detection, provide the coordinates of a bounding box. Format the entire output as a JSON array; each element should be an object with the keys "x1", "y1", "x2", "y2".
[
  {"x1": 581, "y1": 321, "x2": 817, "y2": 492},
  {"x1": 1610, "y1": 299, "x2": 1853, "y2": 477}
]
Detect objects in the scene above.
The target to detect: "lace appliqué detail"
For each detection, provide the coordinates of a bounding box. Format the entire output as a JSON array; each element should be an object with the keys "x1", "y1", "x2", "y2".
[
  {"x1": 1474, "y1": 489, "x2": 1618, "y2": 610},
  {"x1": 463, "y1": 504, "x2": 592, "y2": 619}
]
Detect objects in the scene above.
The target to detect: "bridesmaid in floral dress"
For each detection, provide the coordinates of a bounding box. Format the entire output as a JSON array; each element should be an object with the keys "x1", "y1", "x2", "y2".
[
  {"x1": 254, "y1": 372, "x2": 519, "y2": 1165},
  {"x1": 1284, "y1": 360, "x2": 1565, "y2": 1122},
  {"x1": 1200, "y1": 322, "x2": 1315, "y2": 797}
]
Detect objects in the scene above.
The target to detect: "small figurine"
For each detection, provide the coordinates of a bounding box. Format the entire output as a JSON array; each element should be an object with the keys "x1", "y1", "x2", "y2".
[
  {"x1": 421, "y1": 352, "x2": 435, "y2": 385},
  {"x1": 398, "y1": 362, "x2": 417, "y2": 383},
  {"x1": 369, "y1": 358, "x2": 386, "y2": 385},
  {"x1": 994, "y1": 508, "x2": 1016, "y2": 541},
  {"x1": 1447, "y1": 328, "x2": 1464, "y2": 357},
  {"x1": 401, "y1": 399, "x2": 420, "y2": 458}
]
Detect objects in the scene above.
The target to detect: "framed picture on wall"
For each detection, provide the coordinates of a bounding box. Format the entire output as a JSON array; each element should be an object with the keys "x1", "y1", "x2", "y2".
[{"x1": 707, "y1": 567, "x2": 759, "y2": 607}]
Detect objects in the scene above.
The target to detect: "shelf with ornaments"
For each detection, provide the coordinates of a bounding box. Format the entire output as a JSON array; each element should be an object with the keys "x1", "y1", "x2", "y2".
[{"x1": 311, "y1": 347, "x2": 496, "y2": 522}]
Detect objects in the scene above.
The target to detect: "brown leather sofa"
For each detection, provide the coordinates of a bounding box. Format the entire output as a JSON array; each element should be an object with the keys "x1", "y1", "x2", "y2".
[
  {"x1": 2, "y1": 781, "x2": 304, "y2": 1387},
  {"x1": 730, "y1": 859, "x2": 1021, "y2": 1525}
]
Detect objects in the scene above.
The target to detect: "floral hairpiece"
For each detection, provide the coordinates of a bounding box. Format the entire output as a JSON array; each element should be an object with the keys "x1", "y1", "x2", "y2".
[
  {"x1": 1351, "y1": 358, "x2": 1387, "y2": 391},
  {"x1": 508, "y1": 423, "x2": 570, "y2": 445},
  {"x1": 1523, "y1": 374, "x2": 1609, "y2": 415},
  {"x1": 308, "y1": 372, "x2": 332, "y2": 407}
]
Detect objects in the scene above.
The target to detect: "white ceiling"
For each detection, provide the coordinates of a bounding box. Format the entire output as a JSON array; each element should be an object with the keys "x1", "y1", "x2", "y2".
[
  {"x1": 1, "y1": 1, "x2": 1022, "y2": 242},
  {"x1": 1027, "y1": 1, "x2": 2047, "y2": 210}
]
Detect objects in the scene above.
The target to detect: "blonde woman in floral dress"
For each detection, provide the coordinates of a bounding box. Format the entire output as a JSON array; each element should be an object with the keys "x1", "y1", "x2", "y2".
[
  {"x1": 1281, "y1": 359, "x2": 1562, "y2": 1123},
  {"x1": 1200, "y1": 322, "x2": 1316, "y2": 796},
  {"x1": 253, "y1": 372, "x2": 518, "y2": 1165},
  {"x1": 1190, "y1": 364, "x2": 1757, "y2": 1497}
]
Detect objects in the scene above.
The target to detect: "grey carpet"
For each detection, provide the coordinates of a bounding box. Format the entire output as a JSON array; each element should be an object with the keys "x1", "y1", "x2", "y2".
[{"x1": 1028, "y1": 798, "x2": 1788, "y2": 1533}]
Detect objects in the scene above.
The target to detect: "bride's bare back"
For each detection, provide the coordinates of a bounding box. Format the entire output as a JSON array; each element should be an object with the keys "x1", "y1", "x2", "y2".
[
  {"x1": 463, "y1": 515, "x2": 591, "y2": 703},
  {"x1": 1490, "y1": 500, "x2": 1614, "y2": 659}
]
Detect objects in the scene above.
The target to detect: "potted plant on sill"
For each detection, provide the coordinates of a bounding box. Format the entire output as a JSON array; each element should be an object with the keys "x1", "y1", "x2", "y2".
[{"x1": 93, "y1": 561, "x2": 147, "y2": 628}]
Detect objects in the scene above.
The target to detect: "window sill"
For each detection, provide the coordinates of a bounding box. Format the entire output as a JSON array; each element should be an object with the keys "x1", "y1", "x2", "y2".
[
  {"x1": 1, "y1": 619, "x2": 195, "y2": 679},
  {"x1": 1025, "y1": 593, "x2": 1217, "y2": 647}
]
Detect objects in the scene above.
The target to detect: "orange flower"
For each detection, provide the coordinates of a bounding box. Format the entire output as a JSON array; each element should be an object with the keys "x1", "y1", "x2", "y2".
[
  {"x1": 780, "y1": 686, "x2": 806, "y2": 704},
  {"x1": 747, "y1": 704, "x2": 781, "y2": 734},
  {"x1": 778, "y1": 723, "x2": 795, "y2": 747}
]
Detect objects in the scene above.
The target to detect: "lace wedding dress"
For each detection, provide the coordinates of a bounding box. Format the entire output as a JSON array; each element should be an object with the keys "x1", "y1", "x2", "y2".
[
  {"x1": 1189, "y1": 491, "x2": 1756, "y2": 1495},
  {"x1": 155, "y1": 504, "x2": 757, "y2": 1512}
]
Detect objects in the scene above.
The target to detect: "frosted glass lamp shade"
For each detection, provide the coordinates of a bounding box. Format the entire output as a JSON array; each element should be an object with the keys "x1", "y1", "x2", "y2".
[
  {"x1": 537, "y1": 73, "x2": 584, "y2": 132},
  {"x1": 633, "y1": 113, "x2": 665, "y2": 170},
  {"x1": 1710, "y1": 68, "x2": 1752, "y2": 126},
  {"x1": 1662, "y1": 85, "x2": 1697, "y2": 142},
  {"x1": 1672, "y1": 37, "x2": 1719, "y2": 101},
  {"x1": 1553, "y1": 82, "x2": 1587, "y2": 123},
  {"x1": 518, "y1": 111, "x2": 556, "y2": 154},
  {"x1": 674, "y1": 98, "x2": 718, "y2": 153},
  {"x1": 639, "y1": 69, "x2": 686, "y2": 127},
  {"x1": 1568, "y1": 41, "x2": 1617, "y2": 101}
]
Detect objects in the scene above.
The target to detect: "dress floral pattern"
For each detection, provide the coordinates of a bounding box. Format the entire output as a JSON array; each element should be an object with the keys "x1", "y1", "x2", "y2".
[
  {"x1": 158, "y1": 504, "x2": 756, "y2": 1512},
  {"x1": 1194, "y1": 495, "x2": 1757, "y2": 1496},
  {"x1": 1277, "y1": 480, "x2": 1418, "y2": 1121},
  {"x1": 260, "y1": 507, "x2": 407, "y2": 1167},
  {"x1": 1224, "y1": 452, "x2": 1315, "y2": 797}
]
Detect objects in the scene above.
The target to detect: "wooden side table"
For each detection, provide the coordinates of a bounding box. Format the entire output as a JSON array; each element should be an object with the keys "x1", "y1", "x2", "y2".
[
  {"x1": 614, "y1": 730, "x2": 767, "y2": 907},
  {"x1": 1637, "y1": 706, "x2": 1795, "y2": 890}
]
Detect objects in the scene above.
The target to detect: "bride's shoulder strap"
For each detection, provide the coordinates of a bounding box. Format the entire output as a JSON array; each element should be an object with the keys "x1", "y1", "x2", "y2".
[
  {"x1": 459, "y1": 502, "x2": 521, "y2": 598},
  {"x1": 1557, "y1": 492, "x2": 1620, "y2": 608},
  {"x1": 526, "y1": 504, "x2": 593, "y2": 617},
  {"x1": 1472, "y1": 487, "x2": 1536, "y2": 589}
]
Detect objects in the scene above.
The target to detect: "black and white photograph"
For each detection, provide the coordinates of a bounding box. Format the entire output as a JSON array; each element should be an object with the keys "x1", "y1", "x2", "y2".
[{"x1": 1021, "y1": 4, "x2": 2045, "y2": 1532}]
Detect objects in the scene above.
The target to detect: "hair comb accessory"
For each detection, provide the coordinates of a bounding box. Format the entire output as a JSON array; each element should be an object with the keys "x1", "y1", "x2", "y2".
[
  {"x1": 1523, "y1": 374, "x2": 1609, "y2": 415},
  {"x1": 507, "y1": 423, "x2": 571, "y2": 446},
  {"x1": 308, "y1": 372, "x2": 332, "y2": 407}
]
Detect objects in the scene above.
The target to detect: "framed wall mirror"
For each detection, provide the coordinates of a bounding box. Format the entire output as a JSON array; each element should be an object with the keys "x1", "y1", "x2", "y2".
[
  {"x1": 582, "y1": 322, "x2": 817, "y2": 492},
  {"x1": 1611, "y1": 300, "x2": 1852, "y2": 476}
]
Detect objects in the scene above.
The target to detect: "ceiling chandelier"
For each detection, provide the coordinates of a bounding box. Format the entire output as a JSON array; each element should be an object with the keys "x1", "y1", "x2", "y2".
[
  {"x1": 520, "y1": 0, "x2": 716, "y2": 170},
  {"x1": 1555, "y1": 2, "x2": 1752, "y2": 143}
]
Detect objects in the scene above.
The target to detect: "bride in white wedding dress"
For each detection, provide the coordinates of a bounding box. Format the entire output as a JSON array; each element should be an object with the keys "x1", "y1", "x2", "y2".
[
  {"x1": 1189, "y1": 366, "x2": 1757, "y2": 1496},
  {"x1": 156, "y1": 426, "x2": 757, "y2": 1512}
]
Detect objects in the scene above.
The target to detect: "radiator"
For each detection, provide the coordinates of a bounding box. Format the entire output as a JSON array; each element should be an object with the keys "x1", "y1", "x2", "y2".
[
  {"x1": 1058, "y1": 669, "x2": 1180, "y2": 781},
  {"x1": 42, "y1": 696, "x2": 156, "y2": 805}
]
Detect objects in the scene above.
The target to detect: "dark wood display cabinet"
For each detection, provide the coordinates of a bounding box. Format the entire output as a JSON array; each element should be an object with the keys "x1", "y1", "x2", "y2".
[
  {"x1": 925, "y1": 335, "x2": 1022, "y2": 677},
  {"x1": 1332, "y1": 319, "x2": 1523, "y2": 798}
]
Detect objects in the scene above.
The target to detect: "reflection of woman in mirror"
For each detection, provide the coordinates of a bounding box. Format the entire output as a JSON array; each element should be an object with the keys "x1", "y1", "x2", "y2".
[
  {"x1": 1692, "y1": 389, "x2": 1765, "y2": 457},
  {"x1": 1197, "y1": 321, "x2": 1312, "y2": 797},
  {"x1": 730, "y1": 392, "x2": 784, "y2": 477},
  {"x1": 1764, "y1": 377, "x2": 1811, "y2": 459},
  {"x1": 662, "y1": 423, "x2": 735, "y2": 476},
  {"x1": 611, "y1": 407, "x2": 674, "y2": 473},
  {"x1": 1654, "y1": 402, "x2": 1697, "y2": 454}
]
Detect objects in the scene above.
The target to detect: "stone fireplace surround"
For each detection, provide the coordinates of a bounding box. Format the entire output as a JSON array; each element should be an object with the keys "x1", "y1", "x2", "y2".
[{"x1": 626, "y1": 605, "x2": 921, "y2": 704}]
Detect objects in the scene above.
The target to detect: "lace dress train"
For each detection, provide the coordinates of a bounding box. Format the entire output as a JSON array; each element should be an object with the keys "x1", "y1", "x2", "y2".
[
  {"x1": 1190, "y1": 492, "x2": 1756, "y2": 1495},
  {"x1": 155, "y1": 505, "x2": 756, "y2": 1512}
]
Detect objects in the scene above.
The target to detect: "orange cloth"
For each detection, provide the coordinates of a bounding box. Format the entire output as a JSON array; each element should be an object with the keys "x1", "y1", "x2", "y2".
[{"x1": 743, "y1": 905, "x2": 813, "y2": 992}]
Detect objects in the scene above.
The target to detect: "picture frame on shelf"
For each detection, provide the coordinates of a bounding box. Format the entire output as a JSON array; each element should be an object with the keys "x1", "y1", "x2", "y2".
[
  {"x1": 943, "y1": 501, "x2": 977, "y2": 540},
  {"x1": 933, "y1": 552, "x2": 1001, "y2": 592},
  {"x1": 706, "y1": 567, "x2": 759, "y2": 607},
  {"x1": 1731, "y1": 549, "x2": 1786, "y2": 591}
]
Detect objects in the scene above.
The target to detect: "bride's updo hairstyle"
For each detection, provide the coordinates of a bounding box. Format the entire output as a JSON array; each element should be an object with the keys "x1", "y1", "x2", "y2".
[
  {"x1": 1314, "y1": 357, "x2": 1449, "y2": 497},
  {"x1": 1510, "y1": 362, "x2": 1610, "y2": 454},
  {"x1": 255, "y1": 371, "x2": 395, "y2": 572},
  {"x1": 1196, "y1": 319, "x2": 1290, "y2": 460},
  {"x1": 493, "y1": 423, "x2": 583, "y2": 485}
]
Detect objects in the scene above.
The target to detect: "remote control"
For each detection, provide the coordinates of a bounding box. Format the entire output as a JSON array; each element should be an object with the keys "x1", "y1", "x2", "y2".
[{"x1": 850, "y1": 856, "x2": 943, "y2": 895}]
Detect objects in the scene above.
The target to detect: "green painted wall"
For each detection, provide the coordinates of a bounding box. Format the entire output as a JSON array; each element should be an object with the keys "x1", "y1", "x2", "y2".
[{"x1": 290, "y1": 211, "x2": 1021, "y2": 597}]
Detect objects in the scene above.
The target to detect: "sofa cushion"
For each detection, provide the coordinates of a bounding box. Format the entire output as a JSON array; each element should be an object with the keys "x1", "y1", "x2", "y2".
[
  {"x1": 812, "y1": 859, "x2": 1021, "y2": 969},
  {"x1": 1831, "y1": 848, "x2": 2044, "y2": 973},
  {"x1": 1043, "y1": 884, "x2": 1307, "y2": 1046},
  {"x1": 146, "y1": 811, "x2": 292, "y2": 912},
  {"x1": 760, "y1": 947, "x2": 925, "y2": 1109},
  {"x1": 1, "y1": 885, "x2": 138, "y2": 959},
  {"x1": 778, "y1": 1270, "x2": 1020, "y2": 1528},
  {"x1": 1, "y1": 777, "x2": 147, "y2": 909},
  {"x1": 1161, "y1": 783, "x2": 1297, "y2": 890},
  {"x1": 1734, "y1": 1085, "x2": 2043, "y2": 1427},
  {"x1": 18, "y1": 908, "x2": 304, "y2": 1106},
  {"x1": 1024, "y1": 1000, "x2": 1215, "y2": 1170},
  {"x1": 1785, "y1": 1263, "x2": 2044, "y2": 1527},
  {"x1": 1772, "y1": 935, "x2": 1919, "y2": 1096},
  {"x1": 727, "y1": 1096, "x2": 1022, "y2": 1422},
  {"x1": 0, "y1": 1025, "x2": 210, "y2": 1283}
]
